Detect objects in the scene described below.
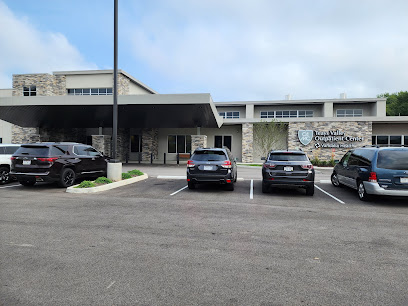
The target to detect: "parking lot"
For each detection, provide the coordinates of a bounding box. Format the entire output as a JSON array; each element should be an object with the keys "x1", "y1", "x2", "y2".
[{"x1": 1, "y1": 165, "x2": 408, "y2": 305}]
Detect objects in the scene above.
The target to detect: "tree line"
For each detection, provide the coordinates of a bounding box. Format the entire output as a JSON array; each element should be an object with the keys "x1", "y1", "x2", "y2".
[{"x1": 378, "y1": 91, "x2": 408, "y2": 116}]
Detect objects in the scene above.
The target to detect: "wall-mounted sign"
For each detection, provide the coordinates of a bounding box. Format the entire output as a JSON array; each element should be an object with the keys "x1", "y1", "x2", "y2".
[{"x1": 298, "y1": 129, "x2": 364, "y2": 149}]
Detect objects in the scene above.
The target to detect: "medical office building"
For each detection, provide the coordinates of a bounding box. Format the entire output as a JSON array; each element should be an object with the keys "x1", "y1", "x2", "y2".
[{"x1": 1, "y1": 70, "x2": 408, "y2": 163}]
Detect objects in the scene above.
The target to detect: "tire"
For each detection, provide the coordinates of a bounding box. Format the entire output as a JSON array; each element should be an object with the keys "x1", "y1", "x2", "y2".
[
  {"x1": 306, "y1": 185, "x2": 315, "y2": 196},
  {"x1": 0, "y1": 166, "x2": 10, "y2": 185},
  {"x1": 19, "y1": 179, "x2": 36, "y2": 186},
  {"x1": 225, "y1": 182, "x2": 234, "y2": 191},
  {"x1": 331, "y1": 172, "x2": 341, "y2": 187},
  {"x1": 233, "y1": 173, "x2": 237, "y2": 183},
  {"x1": 357, "y1": 181, "x2": 370, "y2": 201},
  {"x1": 188, "y1": 181, "x2": 196, "y2": 189},
  {"x1": 262, "y1": 182, "x2": 269, "y2": 193},
  {"x1": 58, "y1": 168, "x2": 76, "y2": 188}
]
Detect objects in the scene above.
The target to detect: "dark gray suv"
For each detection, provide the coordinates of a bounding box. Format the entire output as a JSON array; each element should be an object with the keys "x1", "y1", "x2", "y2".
[
  {"x1": 262, "y1": 150, "x2": 315, "y2": 195},
  {"x1": 186, "y1": 147, "x2": 237, "y2": 191},
  {"x1": 331, "y1": 146, "x2": 408, "y2": 201}
]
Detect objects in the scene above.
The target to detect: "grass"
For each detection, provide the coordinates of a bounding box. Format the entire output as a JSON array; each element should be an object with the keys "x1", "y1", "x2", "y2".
[{"x1": 75, "y1": 169, "x2": 145, "y2": 188}]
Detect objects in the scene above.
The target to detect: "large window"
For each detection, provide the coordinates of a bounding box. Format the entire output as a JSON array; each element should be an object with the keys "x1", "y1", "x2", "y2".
[
  {"x1": 336, "y1": 109, "x2": 363, "y2": 117},
  {"x1": 260, "y1": 110, "x2": 313, "y2": 118},
  {"x1": 372, "y1": 135, "x2": 406, "y2": 147},
  {"x1": 219, "y1": 111, "x2": 240, "y2": 119},
  {"x1": 67, "y1": 88, "x2": 113, "y2": 95},
  {"x1": 23, "y1": 85, "x2": 36, "y2": 96},
  {"x1": 168, "y1": 135, "x2": 192, "y2": 153},
  {"x1": 214, "y1": 135, "x2": 232, "y2": 151}
]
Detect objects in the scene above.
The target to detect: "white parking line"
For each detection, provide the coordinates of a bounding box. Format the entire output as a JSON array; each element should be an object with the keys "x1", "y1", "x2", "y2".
[
  {"x1": 0, "y1": 184, "x2": 20, "y2": 189},
  {"x1": 319, "y1": 180, "x2": 332, "y2": 184},
  {"x1": 170, "y1": 185, "x2": 188, "y2": 196},
  {"x1": 250, "y1": 179, "x2": 254, "y2": 199},
  {"x1": 158, "y1": 175, "x2": 186, "y2": 179},
  {"x1": 315, "y1": 185, "x2": 345, "y2": 204}
]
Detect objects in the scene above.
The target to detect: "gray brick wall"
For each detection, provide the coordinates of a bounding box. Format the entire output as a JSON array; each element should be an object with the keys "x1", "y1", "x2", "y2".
[
  {"x1": 242, "y1": 123, "x2": 254, "y2": 163},
  {"x1": 191, "y1": 135, "x2": 207, "y2": 152},
  {"x1": 11, "y1": 126, "x2": 40, "y2": 143}
]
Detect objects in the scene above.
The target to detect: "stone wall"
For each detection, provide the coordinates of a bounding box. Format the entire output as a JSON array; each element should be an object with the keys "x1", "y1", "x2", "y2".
[
  {"x1": 12, "y1": 73, "x2": 66, "y2": 96},
  {"x1": 118, "y1": 74, "x2": 130, "y2": 95},
  {"x1": 92, "y1": 135, "x2": 112, "y2": 157},
  {"x1": 191, "y1": 135, "x2": 207, "y2": 152},
  {"x1": 141, "y1": 128, "x2": 159, "y2": 161},
  {"x1": 11, "y1": 126, "x2": 40, "y2": 143},
  {"x1": 288, "y1": 121, "x2": 372, "y2": 161},
  {"x1": 242, "y1": 123, "x2": 254, "y2": 163}
]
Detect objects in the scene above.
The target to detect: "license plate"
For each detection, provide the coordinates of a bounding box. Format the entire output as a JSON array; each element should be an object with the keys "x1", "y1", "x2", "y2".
[
  {"x1": 284, "y1": 166, "x2": 293, "y2": 172},
  {"x1": 400, "y1": 177, "x2": 408, "y2": 184},
  {"x1": 22, "y1": 160, "x2": 31, "y2": 165},
  {"x1": 203, "y1": 166, "x2": 213, "y2": 171}
]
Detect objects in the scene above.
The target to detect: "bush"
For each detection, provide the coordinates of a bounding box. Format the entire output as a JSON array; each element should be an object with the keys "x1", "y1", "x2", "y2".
[
  {"x1": 122, "y1": 173, "x2": 132, "y2": 180},
  {"x1": 94, "y1": 177, "x2": 112, "y2": 184},
  {"x1": 75, "y1": 180, "x2": 96, "y2": 188},
  {"x1": 328, "y1": 158, "x2": 336, "y2": 167},
  {"x1": 128, "y1": 169, "x2": 144, "y2": 176}
]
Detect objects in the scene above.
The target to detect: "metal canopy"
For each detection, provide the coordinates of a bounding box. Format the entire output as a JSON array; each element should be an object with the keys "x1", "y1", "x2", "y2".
[{"x1": 0, "y1": 94, "x2": 222, "y2": 129}]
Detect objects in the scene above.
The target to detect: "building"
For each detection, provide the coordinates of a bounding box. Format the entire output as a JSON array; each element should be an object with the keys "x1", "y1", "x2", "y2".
[{"x1": 1, "y1": 70, "x2": 408, "y2": 163}]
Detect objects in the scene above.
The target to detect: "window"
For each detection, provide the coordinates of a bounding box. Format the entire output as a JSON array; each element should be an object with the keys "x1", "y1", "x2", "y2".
[
  {"x1": 168, "y1": 135, "x2": 191, "y2": 153},
  {"x1": 219, "y1": 111, "x2": 239, "y2": 119},
  {"x1": 23, "y1": 85, "x2": 36, "y2": 96},
  {"x1": 50, "y1": 145, "x2": 69, "y2": 156},
  {"x1": 74, "y1": 145, "x2": 89, "y2": 155},
  {"x1": 376, "y1": 136, "x2": 389, "y2": 146},
  {"x1": 67, "y1": 88, "x2": 113, "y2": 95},
  {"x1": 336, "y1": 109, "x2": 363, "y2": 117},
  {"x1": 373, "y1": 135, "x2": 404, "y2": 147},
  {"x1": 0, "y1": 137, "x2": 2, "y2": 143},
  {"x1": 260, "y1": 110, "x2": 314, "y2": 118},
  {"x1": 214, "y1": 135, "x2": 232, "y2": 151},
  {"x1": 405, "y1": 136, "x2": 408, "y2": 147},
  {"x1": 131, "y1": 135, "x2": 142, "y2": 153}
]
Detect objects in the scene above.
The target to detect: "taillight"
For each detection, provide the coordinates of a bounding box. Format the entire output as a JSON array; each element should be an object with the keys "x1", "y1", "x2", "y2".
[
  {"x1": 187, "y1": 160, "x2": 195, "y2": 168},
  {"x1": 221, "y1": 160, "x2": 232, "y2": 168},
  {"x1": 37, "y1": 157, "x2": 58, "y2": 163},
  {"x1": 301, "y1": 164, "x2": 314, "y2": 169},
  {"x1": 369, "y1": 172, "x2": 377, "y2": 183},
  {"x1": 10, "y1": 157, "x2": 16, "y2": 160},
  {"x1": 263, "y1": 163, "x2": 276, "y2": 169}
]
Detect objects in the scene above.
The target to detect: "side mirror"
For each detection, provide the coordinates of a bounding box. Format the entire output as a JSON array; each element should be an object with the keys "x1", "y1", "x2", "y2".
[{"x1": 261, "y1": 157, "x2": 266, "y2": 160}]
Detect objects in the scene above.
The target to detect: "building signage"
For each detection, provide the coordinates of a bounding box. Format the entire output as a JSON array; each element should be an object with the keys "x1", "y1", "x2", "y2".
[{"x1": 298, "y1": 129, "x2": 364, "y2": 149}]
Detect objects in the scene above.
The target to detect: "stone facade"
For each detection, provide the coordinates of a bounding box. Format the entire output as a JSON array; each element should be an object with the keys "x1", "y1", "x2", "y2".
[
  {"x1": 242, "y1": 123, "x2": 254, "y2": 163},
  {"x1": 288, "y1": 121, "x2": 372, "y2": 161},
  {"x1": 117, "y1": 128, "x2": 130, "y2": 162},
  {"x1": 12, "y1": 74, "x2": 66, "y2": 96},
  {"x1": 191, "y1": 135, "x2": 207, "y2": 152},
  {"x1": 11, "y1": 126, "x2": 40, "y2": 143},
  {"x1": 92, "y1": 135, "x2": 112, "y2": 157},
  {"x1": 117, "y1": 74, "x2": 130, "y2": 95},
  {"x1": 141, "y1": 128, "x2": 159, "y2": 161}
]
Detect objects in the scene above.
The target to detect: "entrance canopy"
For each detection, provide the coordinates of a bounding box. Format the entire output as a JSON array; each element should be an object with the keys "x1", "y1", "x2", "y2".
[{"x1": 0, "y1": 93, "x2": 222, "y2": 129}]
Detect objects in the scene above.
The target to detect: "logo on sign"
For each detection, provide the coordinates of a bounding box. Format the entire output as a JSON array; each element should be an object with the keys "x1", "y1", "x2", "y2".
[{"x1": 298, "y1": 130, "x2": 313, "y2": 145}]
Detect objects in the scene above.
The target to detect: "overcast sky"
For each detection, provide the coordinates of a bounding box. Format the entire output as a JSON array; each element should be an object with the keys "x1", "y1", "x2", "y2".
[{"x1": 1, "y1": 0, "x2": 408, "y2": 101}]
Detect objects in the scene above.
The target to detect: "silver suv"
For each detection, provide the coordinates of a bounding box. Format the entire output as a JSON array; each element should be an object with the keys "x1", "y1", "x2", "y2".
[{"x1": 0, "y1": 144, "x2": 21, "y2": 184}]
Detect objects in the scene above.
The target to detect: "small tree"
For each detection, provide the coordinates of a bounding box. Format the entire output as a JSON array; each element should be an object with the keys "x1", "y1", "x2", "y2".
[{"x1": 254, "y1": 120, "x2": 287, "y2": 158}]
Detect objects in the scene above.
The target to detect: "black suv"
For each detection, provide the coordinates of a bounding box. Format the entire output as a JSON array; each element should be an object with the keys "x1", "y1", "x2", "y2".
[
  {"x1": 186, "y1": 147, "x2": 237, "y2": 191},
  {"x1": 331, "y1": 146, "x2": 408, "y2": 201},
  {"x1": 11, "y1": 143, "x2": 107, "y2": 187},
  {"x1": 262, "y1": 150, "x2": 315, "y2": 195}
]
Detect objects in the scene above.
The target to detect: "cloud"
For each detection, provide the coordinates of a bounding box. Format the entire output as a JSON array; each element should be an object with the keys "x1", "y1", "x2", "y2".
[
  {"x1": 0, "y1": 1, "x2": 97, "y2": 88},
  {"x1": 124, "y1": 0, "x2": 408, "y2": 101}
]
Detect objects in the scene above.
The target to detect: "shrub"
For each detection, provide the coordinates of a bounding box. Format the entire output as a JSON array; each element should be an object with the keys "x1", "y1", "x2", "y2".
[
  {"x1": 94, "y1": 177, "x2": 113, "y2": 184},
  {"x1": 310, "y1": 158, "x2": 320, "y2": 166},
  {"x1": 75, "y1": 180, "x2": 96, "y2": 188},
  {"x1": 328, "y1": 158, "x2": 336, "y2": 167},
  {"x1": 122, "y1": 173, "x2": 132, "y2": 180},
  {"x1": 128, "y1": 169, "x2": 144, "y2": 176}
]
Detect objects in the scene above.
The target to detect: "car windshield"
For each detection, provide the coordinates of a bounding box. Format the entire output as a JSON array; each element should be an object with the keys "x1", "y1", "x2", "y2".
[
  {"x1": 14, "y1": 146, "x2": 50, "y2": 156},
  {"x1": 268, "y1": 153, "x2": 308, "y2": 161},
  {"x1": 192, "y1": 150, "x2": 227, "y2": 161},
  {"x1": 377, "y1": 150, "x2": 408, "y2": 170}
]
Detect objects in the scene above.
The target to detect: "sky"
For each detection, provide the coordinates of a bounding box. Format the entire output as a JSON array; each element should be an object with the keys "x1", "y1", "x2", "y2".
[{"x1": 1, "y1": 0, "x2": 408, "y2": 102}]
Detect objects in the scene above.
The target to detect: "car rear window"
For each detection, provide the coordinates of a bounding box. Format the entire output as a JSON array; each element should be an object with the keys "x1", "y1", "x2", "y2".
[
  {"x1": 0, "y1": 146, "x2": 20, "y2": 154},
  {"x1": 268, "y1": 153, "x2": 308, "y2": 161},
  {"x1": 192, "y1": 150, "x2": 227, "y2": 161},
  {"x1": 14, "y1": 146, "x2": 50, "y2": 156},
  {"x1": 377, "y1": 150, "x2": 408, "y2": 170}
]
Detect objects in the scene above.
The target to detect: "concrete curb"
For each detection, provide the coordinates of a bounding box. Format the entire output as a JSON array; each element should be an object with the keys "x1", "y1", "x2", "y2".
[{"x1": 66, "y1": 174, "x2": 149, "y2": 194}]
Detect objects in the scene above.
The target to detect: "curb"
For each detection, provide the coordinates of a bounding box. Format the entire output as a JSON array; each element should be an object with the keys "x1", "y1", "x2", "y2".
[{"x1": 66, "y1": 174, "x2": 149, "y2": 193}]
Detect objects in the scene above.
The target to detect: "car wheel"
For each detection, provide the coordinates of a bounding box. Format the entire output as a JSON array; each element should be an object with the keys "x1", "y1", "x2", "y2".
[
  {"x1": 225, "y1": 182, "x2": 234, "y2": 191},
  {"x1": 188, "y1": 181, "x2": 196, "y2": 189},
  {"x1": 0, "y1": 166, "x2": 10, "y2": 185},
  {"x1": 59, "y1": 168, "x2": 76, "y2": 188},
  {"x1": 306, "y1": 185, "x2": 315, "y2": 196},
  {"x1": 331, "y1": 172, "x2": 341, "y2": 187},
  {"x1": 357, "y1": 181, "x2": 370, "y2": 201},
  {"x1": 19, "y1": 179, "x2": 36, "y2": 186},
  {"x1": 262, "y1": 182, "x2": 269, "y2": 193},
  {"x1": 233, "y1": 174, "x2": 237, "y2": 183}
]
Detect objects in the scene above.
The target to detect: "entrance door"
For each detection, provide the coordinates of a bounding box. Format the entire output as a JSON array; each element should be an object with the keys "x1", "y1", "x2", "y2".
[
  {"x1": 130, "y1": 135, "x2": 142, "y2": 160},
  {"x1": 214, "y1": 135, "x2": 232, "y2": 151}
]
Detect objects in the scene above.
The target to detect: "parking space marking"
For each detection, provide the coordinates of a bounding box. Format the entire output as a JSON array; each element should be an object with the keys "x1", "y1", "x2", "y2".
[
  {"x1": 170, "y1": 185, "x2": 188, "y2": 196},
  {"x1": 319, "y1": 180, "x2": 332, "y2": 184},
  {"x1": 315, "y1": 185, "x2": 345, "y2": 204},
  {"x1": 158, "y1": 175, "x2": 186, "y2": 179},
  {"x1": 0, "y1": 184, "x2": 21, "y2": 189},
  {"x1": 250, "y1": 179, "x2": 254, "y2": 199}
]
